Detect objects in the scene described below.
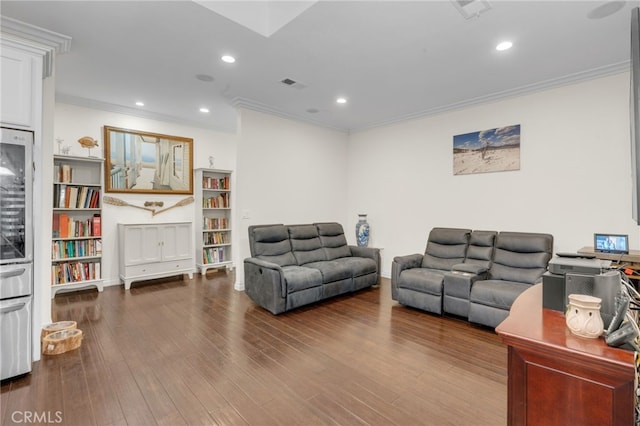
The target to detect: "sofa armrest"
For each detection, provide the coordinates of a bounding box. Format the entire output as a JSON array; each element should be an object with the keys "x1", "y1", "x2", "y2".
[
  {"x1": 393, "y1": 253, "x2": 424, "y2": 271},
  {"x1": 451, "y1": 263, "x2": 489, "y2": 275},
  {"x1": 349, "y1": 245, "x2": 379, "y2": 261},
  {"x1": 243, "y1": 258, "x2": 287, "y2": 315},
  {"x1": 391, "y1": 253, "x2": 424, "y2": 299}
]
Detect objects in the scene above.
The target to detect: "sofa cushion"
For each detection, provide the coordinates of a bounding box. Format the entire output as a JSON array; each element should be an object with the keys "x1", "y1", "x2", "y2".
[
  {"x1": 464, "y1": 230, "x2": 497, "y2": 269},
  {"x1": 250, "y1": 225, "x2": 297, "y2": 267},
  {"x1": 490, "y1": 232, "x2": 553, "y2": 284},
  {"x1": 305, "y1": 260, "x2": 352, "y2": 283},
  {"x1": 316, "y1": 222, "x2": 352, "y2": 260},
  {"x1": 398, "y1": 268, "x2": 446, "y2": 295},
  {"x1": 282, "y1": 266, "x2": 323, "y2": 293},
  {"x1": 421, "y1": 227, "x2": 471, "y2": 270},
  {"x1": 470, "y1": 279, "x2": 530, "y2": 310},
  {"x1": 289, "y1": 225, "x2": 327, "y2": 265},
  {"x1": 333, "y1": 256, "x2": 377, "y2": 277}
]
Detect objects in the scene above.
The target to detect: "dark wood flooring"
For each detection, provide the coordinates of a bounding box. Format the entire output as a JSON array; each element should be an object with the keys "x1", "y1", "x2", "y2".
[{"x1": 1, "y1": 273, "x2": 507, "y2": 426}]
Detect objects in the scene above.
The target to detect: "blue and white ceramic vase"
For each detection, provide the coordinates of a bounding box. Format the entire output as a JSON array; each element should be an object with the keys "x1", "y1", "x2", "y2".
[{"x1": 355, "y1": 214, "x2": 370, "y2": 247}]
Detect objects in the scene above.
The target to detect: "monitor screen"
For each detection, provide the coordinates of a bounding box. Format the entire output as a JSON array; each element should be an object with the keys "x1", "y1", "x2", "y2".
[{"x1": 594, "y1": 233, "x2": 629, "y2": 254}]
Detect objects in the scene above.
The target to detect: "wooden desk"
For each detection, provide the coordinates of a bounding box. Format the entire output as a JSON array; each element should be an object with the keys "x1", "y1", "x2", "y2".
[
  {"x1": 578, "y1": 246, "x2": 640, "y2": 281},
  {"x1": 496, "y1": 284, "x2": 635, "y2": 426}
]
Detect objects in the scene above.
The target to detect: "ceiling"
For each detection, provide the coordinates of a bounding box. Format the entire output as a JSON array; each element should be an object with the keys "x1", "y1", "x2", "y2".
[{"x1": 1, "y1": 1, "x2": 638, "y2": 133}]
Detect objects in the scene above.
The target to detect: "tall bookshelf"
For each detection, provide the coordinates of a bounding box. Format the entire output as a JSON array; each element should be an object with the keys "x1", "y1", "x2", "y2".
[
  {"x1": 51, "y1": 155, "x2": 104, "y2": 297},
  {"x1": 195, "y1": 168, "x2": 233, "y2": 274}
]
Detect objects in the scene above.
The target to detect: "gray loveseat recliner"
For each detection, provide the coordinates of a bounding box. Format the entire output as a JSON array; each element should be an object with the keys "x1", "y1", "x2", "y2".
[
  {"x1": 467, "y1": 231, "x2": 554, "y2": 327},
  {"x1": 392, "y1": 227, "x2": 553, "y2": 328},
  {"x1": 391, "y1": 227, "x2": 471, "y2": 315},
  {"x1": 244, "y1": 222, "x2": 380, "y2": 314}
]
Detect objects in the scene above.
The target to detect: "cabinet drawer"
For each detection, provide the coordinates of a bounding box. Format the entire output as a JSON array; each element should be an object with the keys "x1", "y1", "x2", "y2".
[{"x1": 123, "y1": 261, "x2": 191, "y2": 277}]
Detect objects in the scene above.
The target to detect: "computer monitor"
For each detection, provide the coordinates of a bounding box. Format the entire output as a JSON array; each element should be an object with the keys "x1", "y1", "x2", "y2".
[{"x1": 594, "y1": 233, "x2": 629, "y2": 255}]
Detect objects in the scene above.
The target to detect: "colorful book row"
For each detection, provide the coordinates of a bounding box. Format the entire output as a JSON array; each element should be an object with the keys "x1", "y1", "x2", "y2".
[
  {"x1": 53, "y1": 214, "x2": 101, "y2": 238},
  {"x1": 54, "y1": 184, "x2": 100, "y2": 209},
  {"x1": 203, "y1": 247, "x2": 226, "y2": 264},
  {"x1": 203, "y1": 232, "x2": 229, "y2": 245},
  {"x1": 52, "y1": 239, "x2": 102, "y2": 260},
  {"x1": 51, "y1": 261, "x2": 101, "y2": 285},
  {"x1": 203, "y1": 176, "x2": 230, "y2": 190},
  {"x1": 203, "y1": 217, "x2": 229, "y2": 230},
  {"x1": 203, "y1": 193, "x2": 229, "y2": 208}
]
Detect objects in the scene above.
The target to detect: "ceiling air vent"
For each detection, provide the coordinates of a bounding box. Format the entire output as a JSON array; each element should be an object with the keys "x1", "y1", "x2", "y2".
[
  {"x1": 280, "y1": 78, "x2": 308, "y2": 90},
  {"x1": 451, "y1": 0, "x2": 492, "y2": 20}
]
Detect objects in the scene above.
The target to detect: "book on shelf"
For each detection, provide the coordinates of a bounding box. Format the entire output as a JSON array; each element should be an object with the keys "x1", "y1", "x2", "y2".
[
  {"x1": 68, "y1": 186, "x2": 79, "y2": 209},
  {"x1": 203, "y1": 193, "x2": 229, "y2": 208},
  {"x1": 59, "y1": 214, "x2": 70, "y2": 238},
  {"x1": 60, "y1": 164, "x2": 72, "y2": 183},
  {"x1": 52, "y1": 213, "x2": 60, "y2": 238},
  {"x1": 203, "y1": 217, "x2": 228, "y2": 230},
  {"x1": 51, "y1": 260, "x2": 100, "y2": 285},
  {"x1": 203, "y1": 247, "x2": 225, "y2": 264},
  {"x1": 51, "y1": 239, "x2": 102, "y2": 260},
  {"x1": 204, "y1": 232, "x2": 229, "y2": 245},
  {"x1": 77, "y1": 186, "x2": 88, "y2": 208},
  {"x1": 53, "y1": 214, "x2": 101, "y2": 238},
  {"x1": 202, "y1": 176, "x2": 230, "y2": 190},
  {"x1": 92, "y1": 215, "x2": 101, "y2": 236},
  {"x1": 57, "y1": 184, "x2": 67, "y2": 208}
]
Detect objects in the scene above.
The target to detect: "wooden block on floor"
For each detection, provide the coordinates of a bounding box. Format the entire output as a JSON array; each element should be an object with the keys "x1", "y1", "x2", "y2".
[{"x1": 42, "y1": 329, "x2": 83, "y2": 355}]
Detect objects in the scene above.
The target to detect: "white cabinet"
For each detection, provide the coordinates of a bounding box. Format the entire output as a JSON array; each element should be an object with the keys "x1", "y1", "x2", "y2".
[
  {"x1": 0, "y1": 46, "x2": 36, "y2": 127},
  {"x1": 51, "y1": 155, "x2": 104, "y2": 298},
  {"x1": 118, "y1": 222, "x2": 194, "y2": 290},
  {"x1": 194, "y1": 168, "x2": 233, "y2": 274}
]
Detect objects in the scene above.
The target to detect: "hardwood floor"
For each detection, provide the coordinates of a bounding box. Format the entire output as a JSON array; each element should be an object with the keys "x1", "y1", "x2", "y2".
[{"x1": 1, "y1": 273, "x2": 507, "y2": 426}]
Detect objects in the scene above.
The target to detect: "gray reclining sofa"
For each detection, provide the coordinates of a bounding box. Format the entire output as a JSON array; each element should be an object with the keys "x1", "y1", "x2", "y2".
[
  {"x1": 244, "y1": 222, "x2": 380, "y2": 314},
  {"x1": 392, "y1": 227, "x2": 553, "y2": 328}
]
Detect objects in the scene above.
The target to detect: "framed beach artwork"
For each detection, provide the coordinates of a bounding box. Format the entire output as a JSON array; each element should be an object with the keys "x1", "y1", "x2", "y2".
[
  {"x1": 104, "y1": 126, "x2": 193, "y2": 194},
  {"x1": 453, "y1": 124, "x2": 521, "y2": 175}
]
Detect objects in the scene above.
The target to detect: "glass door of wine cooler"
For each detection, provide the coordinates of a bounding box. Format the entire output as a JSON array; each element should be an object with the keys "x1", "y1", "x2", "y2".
[{"x1": 0, "y1": 127, "x2": 33, "y2": 265}]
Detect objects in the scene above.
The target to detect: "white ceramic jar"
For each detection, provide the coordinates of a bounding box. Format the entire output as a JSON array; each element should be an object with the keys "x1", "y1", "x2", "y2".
[{"x1": 566, "y1": 294, "x2": 605, "y2": 339}]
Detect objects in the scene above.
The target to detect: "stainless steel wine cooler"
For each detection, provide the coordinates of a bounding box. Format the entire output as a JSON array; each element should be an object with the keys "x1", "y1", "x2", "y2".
[{"x1": 1, "y1": 126, "x2": 34, "y2": 381}]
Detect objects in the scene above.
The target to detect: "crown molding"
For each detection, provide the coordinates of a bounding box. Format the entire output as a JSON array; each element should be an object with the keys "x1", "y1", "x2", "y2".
[
  {"x1": 56, "y1": 60, "x2": 630, "y2": 136},
  {"x1": 56, "y1": 94, "x2": 238, "y2": 134},
  {"x1": 356, "y1": 61, "x2": 630, "y2": 132},
  {"x1": 1, "y1": 16, "x2": 72, "y2": 78}
]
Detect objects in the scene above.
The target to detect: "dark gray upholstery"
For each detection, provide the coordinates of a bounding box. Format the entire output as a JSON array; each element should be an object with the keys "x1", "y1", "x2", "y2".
[
  {"x1": 317, "y1": 222, "x2": 352, "y2": 260},
  {"x1": 468, "y1": 231, "x2": 553, "y2": 328},
  {"x1": 249, "y1": 224, "x2": 297, "y2": 267},
  {"x1": 244, "y1": 222, "x2": 380, "y2": 314},
  {"x1": 392, "y1": 228, "x2": 471, "y2": 315},
  {"x1": 393, "y1": 228, "x2": 553, "y2": 327},
  {"x1": 421, "y1": 227, "x2": 471, "y2": 270},
  {"x1": 443, "y1": 230, "x2": 497, "y2": 317},
  {"x1": 289, "y1": 225, "x2": 327, "y2": 265}
]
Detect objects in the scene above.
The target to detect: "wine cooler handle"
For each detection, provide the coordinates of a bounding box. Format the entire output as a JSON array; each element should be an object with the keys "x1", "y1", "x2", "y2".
[
  {"x1": 0, "y1": 303, "x2": 26, "y2": 314},
  {"x1": 0, "y1": 268, "x2": 26, "y2": 279}
]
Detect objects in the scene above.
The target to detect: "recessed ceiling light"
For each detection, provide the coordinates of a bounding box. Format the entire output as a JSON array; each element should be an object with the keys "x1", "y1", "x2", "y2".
[
  {"x1": 496, "y1": 41, "x2": 513, "y2": 51},
  {"x1": 200, "y1": 107, "x2": 210, "y2": 113},
  {"x1": 135, "y1": 101, "x2": 144, "y2": 107},
  {"x1": 196, "y1": 74, "x2": 214, "y2": 82},
  {"x1": 588, "y1": 1, "x2": 625, "y2": 19},
  {"x1": 221, "y1": 55, "x2": 236, "y2": 64},
  {"x1": 336, "y1": 97, "x2": 347, "y2": 104}
]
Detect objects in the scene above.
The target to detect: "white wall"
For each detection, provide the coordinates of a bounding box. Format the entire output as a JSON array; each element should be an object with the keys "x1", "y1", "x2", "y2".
[
  {"x1": 52, "y1": 103, "x2": 238, "y2": 288},
  {"x1": 234, "y1": 108, "x2": 350, "y2": 288},
  {"x1": 51, "y1": 73, "x2": 640, "y2": 290},
  {"x1": 347, "y1": 73, "x2": 640, "y2": 278}
]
